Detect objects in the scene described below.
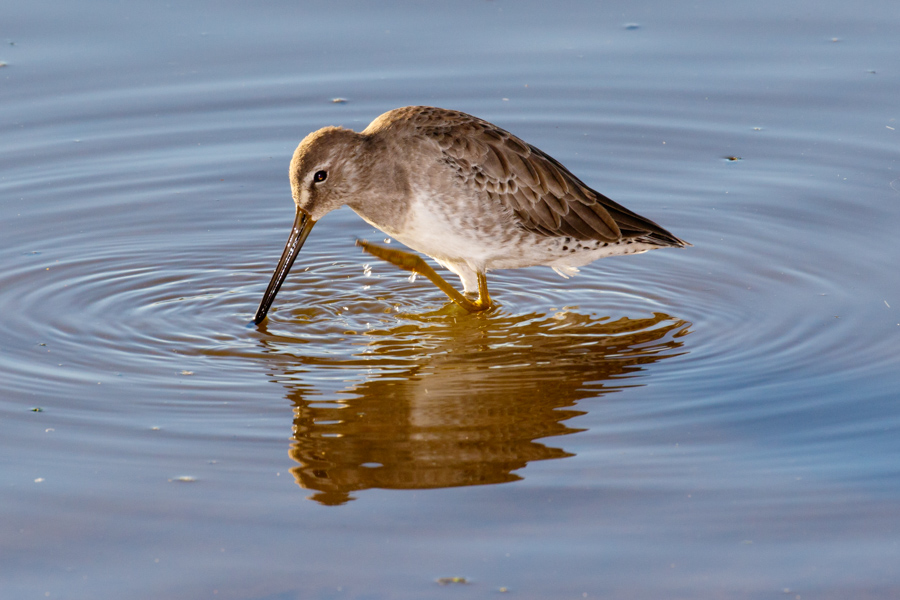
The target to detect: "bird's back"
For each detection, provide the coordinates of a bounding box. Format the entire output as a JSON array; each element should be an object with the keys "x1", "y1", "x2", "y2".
[{"x1": 364, "y1": 106, "x2": 687, "y2": 250}]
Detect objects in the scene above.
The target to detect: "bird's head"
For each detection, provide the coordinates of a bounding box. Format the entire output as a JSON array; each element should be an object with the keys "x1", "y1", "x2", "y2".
[{"x1": 290, "y1": 126, "x2": 363, "y2": 221}]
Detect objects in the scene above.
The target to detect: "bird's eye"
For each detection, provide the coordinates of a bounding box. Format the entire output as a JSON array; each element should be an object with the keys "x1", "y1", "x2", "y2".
[{"x1": 313, "y1": 170, "x2": 327, "y2": 183}]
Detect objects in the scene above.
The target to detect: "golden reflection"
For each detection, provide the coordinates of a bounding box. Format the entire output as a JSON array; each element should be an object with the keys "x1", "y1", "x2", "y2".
[{"x1": 267, "y1": 310, "x2": 690, "y2": 505}]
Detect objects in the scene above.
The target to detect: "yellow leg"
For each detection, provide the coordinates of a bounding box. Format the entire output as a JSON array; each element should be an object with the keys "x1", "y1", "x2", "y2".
[{"x1": 357, "y1": 240, "x2": 492, "y2": 312}]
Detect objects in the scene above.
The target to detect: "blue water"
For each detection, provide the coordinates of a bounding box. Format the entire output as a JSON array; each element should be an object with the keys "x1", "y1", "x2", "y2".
[{"x1": 2, "y1": 1, "x2": 899, "y2": 598}]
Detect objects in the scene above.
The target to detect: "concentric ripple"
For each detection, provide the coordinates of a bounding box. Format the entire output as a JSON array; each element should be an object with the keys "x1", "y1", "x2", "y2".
[
  {"x1": 2, "y1": 61, "x2": 897, "y2": 491},
  {"x1": 3, "y1": 78, "x2": 895, "y2": 421}
]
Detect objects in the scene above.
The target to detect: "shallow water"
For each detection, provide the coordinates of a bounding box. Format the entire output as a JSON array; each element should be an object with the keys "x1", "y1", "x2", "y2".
[{"x1": 2, "y1": 1, "x2": 899, "y2": 598}]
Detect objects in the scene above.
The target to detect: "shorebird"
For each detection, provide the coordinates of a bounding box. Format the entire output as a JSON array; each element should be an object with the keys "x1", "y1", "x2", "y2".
[{"x1": 254, "y1": 106, "x2": 687, "y2": 324}]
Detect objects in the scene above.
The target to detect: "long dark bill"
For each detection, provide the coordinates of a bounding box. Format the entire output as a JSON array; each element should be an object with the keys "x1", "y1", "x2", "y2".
[{"x1": 253, "y1": 207, "x2": 316, "y2": 324}]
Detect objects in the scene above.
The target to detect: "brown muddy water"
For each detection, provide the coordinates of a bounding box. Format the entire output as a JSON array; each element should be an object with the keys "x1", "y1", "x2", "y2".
[{"x1": 2, "y1": 1, "x2": 899, "y2": 598}]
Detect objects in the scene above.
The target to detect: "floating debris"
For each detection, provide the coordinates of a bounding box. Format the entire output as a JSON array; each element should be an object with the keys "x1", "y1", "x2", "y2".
[
  {"x1": 180, "y1": 370, "x2": 194, "y2": 376},
  {"x1": 724, "y1": 156, "x2": 742, "y2": 161},
  {"x1": 332, "y1": 97, "x2": 348, "y2": 104},
  {"x1": 436, "y1": 577, "x2": 468, "y2": 586},
  {"x1": 623, "y1": 22, "x2": 641, "y2": 30},
  {"x1": 31, "y1": 407, "x2": 43, "y2": 412},
  {"x1": 169, "y1": 476, "x2": 196, "y2": 483}
]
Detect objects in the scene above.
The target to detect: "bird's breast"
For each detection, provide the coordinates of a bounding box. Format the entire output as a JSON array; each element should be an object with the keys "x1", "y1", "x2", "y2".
[{"x1": 389, "y1": 186, "x2": 520, "y2": 266}]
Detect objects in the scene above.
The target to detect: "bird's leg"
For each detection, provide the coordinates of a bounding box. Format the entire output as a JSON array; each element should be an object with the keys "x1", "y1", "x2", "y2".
[
  {"x1": 475, "y1": 272, "x2": 491, "y2": 311},
  {"x1": 356, "y1": 240, "x2": 492, "y2": 312}
]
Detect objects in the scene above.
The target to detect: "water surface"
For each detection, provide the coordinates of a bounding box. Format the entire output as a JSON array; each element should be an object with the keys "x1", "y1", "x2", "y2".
[{"x1": 2, "y1": 1, "x2": 899, "y2": 598}]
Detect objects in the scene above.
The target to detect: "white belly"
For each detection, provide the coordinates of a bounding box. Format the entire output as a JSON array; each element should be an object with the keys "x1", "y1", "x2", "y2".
[{"x1": 353, "y1": 188, "x2": 660, "y2": 293}]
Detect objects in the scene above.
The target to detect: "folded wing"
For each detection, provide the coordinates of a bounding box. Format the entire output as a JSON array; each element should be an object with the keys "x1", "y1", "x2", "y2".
[{"x1": 411, "y1": 107, "x2": 685, "y2": 248}]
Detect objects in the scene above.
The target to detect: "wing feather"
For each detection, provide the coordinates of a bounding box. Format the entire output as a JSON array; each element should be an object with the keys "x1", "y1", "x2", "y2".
[{"x1": 399, "y1": 106, "x2": 685, "y2": 247}]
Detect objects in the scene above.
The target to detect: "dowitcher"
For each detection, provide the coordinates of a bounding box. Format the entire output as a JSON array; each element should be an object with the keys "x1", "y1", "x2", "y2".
[{"x1": 254, "y1": 106, "x2": 687, "y2": 324}]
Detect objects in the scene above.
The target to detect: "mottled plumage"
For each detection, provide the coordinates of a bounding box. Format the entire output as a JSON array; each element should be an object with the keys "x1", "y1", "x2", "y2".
[{"x1": 254, "y1": 106, "x2": 687, "y2": 323}]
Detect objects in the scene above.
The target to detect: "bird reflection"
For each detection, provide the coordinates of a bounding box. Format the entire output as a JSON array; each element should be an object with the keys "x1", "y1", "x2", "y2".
[{"x1": 265, "y1": 310, "x2": 690, "y2": 505}]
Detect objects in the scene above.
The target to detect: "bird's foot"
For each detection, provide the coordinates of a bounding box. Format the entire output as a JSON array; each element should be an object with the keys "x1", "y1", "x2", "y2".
[{"x1": 356, "y1": 240, "x2": 492, "y2": 312}]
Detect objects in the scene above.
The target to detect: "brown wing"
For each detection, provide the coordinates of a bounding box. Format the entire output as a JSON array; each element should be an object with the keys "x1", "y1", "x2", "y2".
[{"x1": 401, "y1": 106, "x2": 685, "y2": 246}]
